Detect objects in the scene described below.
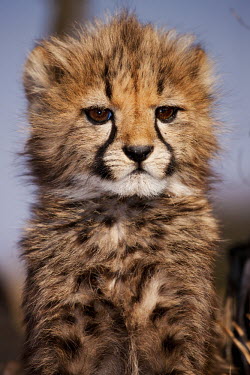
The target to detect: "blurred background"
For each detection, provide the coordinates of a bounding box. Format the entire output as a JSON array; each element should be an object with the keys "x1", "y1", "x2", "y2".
[{"x1": 0, "y1": 0, "x2": 249, "y2": 368}]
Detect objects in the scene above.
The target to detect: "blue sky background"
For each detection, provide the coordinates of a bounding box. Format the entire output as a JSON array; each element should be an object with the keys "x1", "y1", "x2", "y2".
[{"x1": 0, "y1": 0, "x2": 249, "y2": 291}]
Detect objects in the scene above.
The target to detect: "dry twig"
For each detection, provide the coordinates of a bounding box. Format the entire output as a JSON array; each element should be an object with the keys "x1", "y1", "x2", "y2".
[{"x1": 230, "y1": 8, "x2": 250, "y2": 30}]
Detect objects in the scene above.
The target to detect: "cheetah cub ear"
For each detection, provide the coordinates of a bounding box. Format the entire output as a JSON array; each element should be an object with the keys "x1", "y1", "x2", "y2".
[
  {"x1": 191, "y1": 44, "x2": 215, "y2": 93},
  {"x1": 23, "y1": 40, "x2": 68, "y2": 101}
]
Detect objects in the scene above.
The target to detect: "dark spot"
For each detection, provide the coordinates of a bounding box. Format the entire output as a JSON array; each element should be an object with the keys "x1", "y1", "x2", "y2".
[
  {"x1": 188, "y1": 354, "x2": 199, "y2": 370},
  {"x1": 95, "y1": 205, "x2": 106, "y2": 214},
  {"x1": 99, "y1": 299, "x2": 126, "y2": 332},
  {"x1": 190, "y1": 65, "x2": 199, "y2": 78},
  {"x1": 127, "y1": 197, "x2": 149, "y2": 210},
  {"x1": 52, "y1": 370, "x2": 73, "y2": 375},
  {"x1": 59, "y1": 271, "x2": 68, "y2": 276},
  {"x1": 36, "y1": 254, "x2": 54, "y2": 269},
  {"x1": 75, "y1": 269, "x2": 101, "y2": 292},
  {"x1": 135, "y1": 218, "x2": 147, "y2": 229},
  {"x1": 43, "y1": 300, "x2": 60, "y2": 311},
  {"x1": 181, "y1": 205, "x2": 203, "y2": 214},
  {"x1": 85, "y1": 245, "x2": 99, "y2": 258},
  {"x1": 95, "y1": 348, "x2": 128, "y2": 374},
  {"x1": 167, "y1": 314, "x2": 182, "y2": 325},
  {"x1": 127, "y1": 260, "x2": 141, "y2": 275},
  {"x1": 49, "y1": 335, "x2": 81, "y2": 360},
  {"x1": 51, "y1": 66, "x2": 65, "y2": 84},
  {"x1": 23, "y1": 313, "x2": 37, "y2": 340},
  {"x1": 105, "y1": 251, "x2": 117, "y2": 261},
  {"x1": 120, "y1": 19, "x2": 142, "y2": 53},
  {"x1": 102, "y1": 216, "x2": 116, "y2": 227},
  {"x1": 149, "y1": 243, "x2": 161, "y2": 252},
  {"x1": 152, "y1": 227, "x2": 165, "y2": 239},
  {"x1": 176, "y1": 289, "x2": 192, "y2": 297},
  {"x1": 63, "y1": 336, "x2": 82, "y2": 359},
  {"x1": 82, "y1": 304, "x2": 97, "y2": 318},
  {"x1": 131, "y1": 296, "x2": 139, "y2": 304},
  {"x1": 100, "y1": 299, "x2": 116, "y2": 310},
  {"x1": 23, "y1": 365, "x2": 42, "y2": 375},
  {"x1": 150, "y1": 305, "x2": 169, "y2": 322},
  {"x1": 63, "y1": 201, "x2": 82, "y2": 210},
  {"x1": 161, "y1": 214, "x2": 172, "y2": 223},
  {"x1": 162, "y1": 335, "x2": 180, "y2": 353},
  {"x1": 84, "y1": 322, "x2": 99, "y2": 335},
  {"x1": 124, "y1": 245, "x2": 138, "y2": 256},
  {"x1": 21, "y1": 245, "x2": 39, "y2": 255},
  {"x1": 112, "y1": 312, "x2": 126, "y2": 332},
  {"x1": 61, "y1": 303, "x2": 71, "y2": 313},
  {"x1": 111, "y1": 45, "x2": 119, "y2": 60},
  {"x1": 61, "y1": 314, "x2": 76, "y2": 325},
  {"x1": 137, "y1": 358, "x2": 153, "y2": 374},
  {"x1": 75, "y1": 274, "x2": 86, "y2": 292},
  {"x1": 78, "y1": 230, "x2": 89, "y2": 243},
  {"x1": 58, "y1": 220, "x2": 79, "y2": 230},
  {"x1": 159, "y1": 286, "x2": 175, "y2": 297}
]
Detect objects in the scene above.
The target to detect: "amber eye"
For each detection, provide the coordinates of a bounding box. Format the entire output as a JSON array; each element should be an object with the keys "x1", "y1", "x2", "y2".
[
  {"x1": 84, "y1": 108, "x2": 113, "y2": 124},
  {"x1": 155, "y1": 106, "x2": 178, "y2": 123}
]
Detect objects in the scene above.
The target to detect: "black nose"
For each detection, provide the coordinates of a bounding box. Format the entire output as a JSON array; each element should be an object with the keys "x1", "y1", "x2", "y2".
[{"x1": 123, "y1": 145, "x2": 154, "y2": 163}]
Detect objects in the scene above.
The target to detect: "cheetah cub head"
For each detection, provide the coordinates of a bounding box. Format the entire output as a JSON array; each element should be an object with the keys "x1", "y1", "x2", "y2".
[{"x1": 23, "y1": 14, "x2": 217, "y2": 199}]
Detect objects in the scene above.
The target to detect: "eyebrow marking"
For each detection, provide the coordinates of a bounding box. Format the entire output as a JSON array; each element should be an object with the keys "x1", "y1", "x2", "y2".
[
  {"x1": 103, "y1": 64, "x2": 112, "y2": 100},
  {"x1": 157, "y1": 77, "x2": 165, "y2": 95}
]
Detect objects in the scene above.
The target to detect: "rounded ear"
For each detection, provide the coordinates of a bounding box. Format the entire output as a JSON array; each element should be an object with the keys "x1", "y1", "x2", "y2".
[
  {"x1": 23, "y1": 43, "x2": 65, "y2": 101},
  {"x1": 192, "y1": 45, "x2": 215, "y2": 92}
]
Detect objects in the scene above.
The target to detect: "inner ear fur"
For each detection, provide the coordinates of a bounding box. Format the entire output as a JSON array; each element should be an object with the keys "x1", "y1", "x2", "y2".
[{"x1": 23, "y1": 43, "x2": 66, "y2": 100}]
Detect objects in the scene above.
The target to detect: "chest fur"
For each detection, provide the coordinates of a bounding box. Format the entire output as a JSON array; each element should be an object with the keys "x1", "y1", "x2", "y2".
[{"x1": 23, "y1": 197, "x2": 218, "y2": 301}]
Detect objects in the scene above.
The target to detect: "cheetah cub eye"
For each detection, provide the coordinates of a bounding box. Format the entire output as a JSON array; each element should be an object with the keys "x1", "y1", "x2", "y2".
[
  {"x1": 84, "y1": 107, "x2": 113, "y2": 125},
  {"x1": 155, "y1": 106, "x2": 180, "y2": 123}
]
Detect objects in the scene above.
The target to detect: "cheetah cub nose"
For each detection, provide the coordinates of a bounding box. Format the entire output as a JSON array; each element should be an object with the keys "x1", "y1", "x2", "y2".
[{"x1": 123, "y1": 145, "x2": 154, "y2": 162}]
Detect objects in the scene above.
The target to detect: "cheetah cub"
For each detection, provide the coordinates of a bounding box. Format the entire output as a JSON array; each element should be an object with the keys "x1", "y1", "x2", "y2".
[{"x1": 21, "y1": 13, "x2": 226, "y2": 375}]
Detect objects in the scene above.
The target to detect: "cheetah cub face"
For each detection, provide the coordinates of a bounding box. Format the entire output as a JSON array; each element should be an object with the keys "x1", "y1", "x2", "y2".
[
  {"x1": 24, "y1": 16, "x2": 217, "y2": 199},
  {"x1": 76, "y1": 88, "x2": 182, "y2": 197}
]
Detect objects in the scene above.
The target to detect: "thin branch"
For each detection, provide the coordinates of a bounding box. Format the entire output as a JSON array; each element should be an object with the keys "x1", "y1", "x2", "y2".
[
  {"x1": 230, "y1": 8, "x2": 250, "y2": 31},
  {"x1": 221, "y1": 324, "x2": 250, "y2": 365}
]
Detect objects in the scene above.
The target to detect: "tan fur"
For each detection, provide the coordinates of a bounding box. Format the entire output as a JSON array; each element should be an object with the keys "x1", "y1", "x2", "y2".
[{"x1": 21, "y1": 13, "x2": 227, "y2": 375}]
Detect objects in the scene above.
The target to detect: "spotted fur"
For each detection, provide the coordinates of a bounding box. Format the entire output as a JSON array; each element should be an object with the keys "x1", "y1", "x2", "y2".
[{"x1": 21, "y1": 13, "x2": 227, "y2": 375}]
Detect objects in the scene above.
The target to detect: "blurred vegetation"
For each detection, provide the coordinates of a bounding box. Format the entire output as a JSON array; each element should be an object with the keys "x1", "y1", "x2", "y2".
[{"x1": 48, "y1": 0, "x2": 89, "y2": 35}]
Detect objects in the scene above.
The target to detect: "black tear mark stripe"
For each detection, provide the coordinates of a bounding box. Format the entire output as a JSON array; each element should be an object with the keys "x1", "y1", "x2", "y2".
[
  {"x1": 92, "y1": 120, "x2": 117, "y2": 179},
  {"x1": 154, "y1": 120, "x2": 176, "y2": 176}
]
